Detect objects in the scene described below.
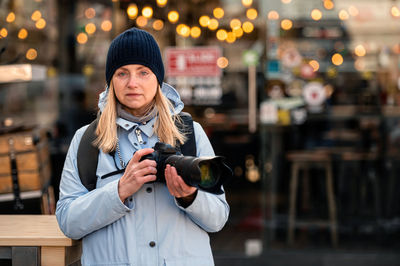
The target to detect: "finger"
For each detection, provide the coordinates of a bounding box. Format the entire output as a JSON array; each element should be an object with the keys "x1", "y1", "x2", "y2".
[
  {"x1": 131, "y1": 148, "x2": 154, "y2": 163},
  {"x1": 165, "y1": 165, "x2": 179, "y2": 196}
]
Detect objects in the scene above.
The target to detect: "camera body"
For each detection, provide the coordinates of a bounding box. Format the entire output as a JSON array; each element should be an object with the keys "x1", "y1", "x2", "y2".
[{"x1": 141, "y1": 142, "x2": 231, "y2": 194}]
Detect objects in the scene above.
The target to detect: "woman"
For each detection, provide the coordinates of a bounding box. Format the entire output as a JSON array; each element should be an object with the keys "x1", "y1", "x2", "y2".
[{"x1": 56, "y1": 27, "x2": 229, "y2": 266}]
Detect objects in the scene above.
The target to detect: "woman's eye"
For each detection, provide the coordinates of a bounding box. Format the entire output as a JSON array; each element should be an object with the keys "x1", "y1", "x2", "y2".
[
  {"x1": 117, "y1": 72, "x2": 127, "y2": 77},
  {"x1": 140, "y1": 71, "x2": 149, "y2": 76}
]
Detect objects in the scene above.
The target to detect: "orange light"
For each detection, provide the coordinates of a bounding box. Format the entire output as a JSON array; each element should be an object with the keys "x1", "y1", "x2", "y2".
[
  {"x1": 0, "y1": 28, "x2": 8, "y2": 38},
  {"x1": 217, "y1": 57, "x2": 229, "y2": 68},
  {"x1": 242, "y1": 21, "x2": 254, "y2": 33},
  {"x1": 226, "y1": 32, "x2": 236, "y2": 43},
  {"x1": 142, "y1": 6, "x2": 153, "y2": 18},
  {"x1": 101, "y1": 20, "x2": 112, "y2": 31},
  {"x1": 85, "y1": 8, "x2": 96, "y2": 19},
  {"x1": 208, "y1": 19, "x2": 219, "y2": 30},
  {"x1": 190, "y1": 26, "x2": 201, "y2": 38},
  {"x1": 324, "y1": 0, "x2": 334, "y2": 10},
  {"x1": 26, "y1": 48, "x2": 37, "y2": 60},
  {"x1": 35, "y1": 18, "x2": 46, "y2": 29},
  {"x1": 246, "y1": 8, "x2": 258, "y2": 20},
  {"x1": 18, "y1": 28, "x2": 28, "y2": 39},
  {"x1": 242, "y1": 0, "x2": 253, "y2": 7},
  {"x1": 6, "y1": 12, "x2": 15, "y2": 23},
  {"x1": 281, "y1": 19, "x2": 293, "y2": 30},
  {"x1": 216, "y1": 29, "x2": 228, "y2": 41},
  {"x1": 76, "y1": 33, "x2": 88, "y2": 44},
  {"x1": 85, "y1": 23, "x2": 96, "y2": 35},
  {"x1": 31, "y1": 10, "x2": 42, "y2": 21},
  {"x1": 156, "y1": 0, "x2": 168, "y2": 7},
  {"x1": 391, "y1": 6, "x2": 400, "y2": 17},
  {"x1": 168, "y1": 11, "x2": 179, "y2": 23},
  {"x1": 199, "y1": 16, "x2": 210, "y2": 27},
  {"x1": 268, "y1": 11, "x2": 279, "y2": 20},
  {"x1": 136, "y1": 16, "x2": 148, "y2": 27},
  {"x1": 338, "y1": 9, "x2": 349, "y2": 20},
  {"x1": 213, "y1": 7, "x2": 224, "y2": 19},
  {"x1": 153, "y1": 20, "x2": 164, "y2": 31},
  {"x1": 309, "y1": 60, "x2": 320, "y2": 72},
  {"x1": 127, "y1": 4, "x2": 138, "y2": 19},
  {"x1": 355, "y1": 44, "x2": 366, "y2": 57},
  {"x1": 230, "y1": 19, "x2": 241, "y2": 30},
  {"x1": 311, "y1": 9, "x2": 322, "y2": 20},
  {"x1": 332, "y1": 53, "x2": 343, "y2": 66}
]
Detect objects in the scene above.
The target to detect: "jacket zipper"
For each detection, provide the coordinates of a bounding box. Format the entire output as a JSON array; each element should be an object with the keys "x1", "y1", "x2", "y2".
[{"x1": 135, "y1": 128, "x2": 144, "y2": 144}]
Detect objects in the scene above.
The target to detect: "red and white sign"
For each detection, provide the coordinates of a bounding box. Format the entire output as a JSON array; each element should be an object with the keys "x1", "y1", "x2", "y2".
[{"x1": 165, "y1": 46, "x2": 222, "y2": 77}]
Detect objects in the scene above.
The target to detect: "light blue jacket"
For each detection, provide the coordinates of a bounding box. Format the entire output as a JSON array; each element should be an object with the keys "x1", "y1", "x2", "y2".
[{"x1": 56, "y1": 83, "x2": 230, "y2": 266}]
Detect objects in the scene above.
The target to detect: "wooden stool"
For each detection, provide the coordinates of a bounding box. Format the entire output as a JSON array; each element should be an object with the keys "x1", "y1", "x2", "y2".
[{"x1": 287, "y1": 151, "x2": 338, "y2": 247}]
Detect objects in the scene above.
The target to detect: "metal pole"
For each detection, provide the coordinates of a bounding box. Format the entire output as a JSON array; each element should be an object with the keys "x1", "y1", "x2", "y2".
[{"x1": 249, "y1": 65, "x2": 257, "y2": 133}]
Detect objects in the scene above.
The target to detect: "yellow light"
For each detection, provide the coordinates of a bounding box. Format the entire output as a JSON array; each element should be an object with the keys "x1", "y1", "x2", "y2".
[
  {"x1": 268, "y1": 10, "x2": 280, "y2": 20},
  {"x1": 338, "y1": 9, "x2": 349, "y2": 20},
  {"x1": 6, "y1": 12, "x2": 15, "y2": 23},
  {"x1": 101, "y1": 20, "x2": 112, "y2": 31},
  {"x1": 168, "y1": 11, "x2": 179, "y2": 23},
  {"x1": 199, "y1": 16, "x2": 210, "y2": 27},
  {"x1": 0, "y1": 28, "x2": 8, "y2": 38},
  {"x1": 324, "y1": 0, "x2": 334, "y2": 10},
  {"x1": 208, "y1": 19, "x2": 219, "y2": 30},
  {"x1": 18, "y1": 28, "x2": 28, "y2": 39},
  {"x1": 309, "y1": 60, "x2": 320, "y2": 72},
  {"x1": 281, "y1": 0, "x2": 292, "y2": 3},
  {"x1": 85, "y1": 23, "x2": 96, "y2": 35},
  {"x1": 216, "y1": 29, "x2": 228, "y2": 41},
  {"x1": 26, "y1": 48, "x2": 37, "y2": 60},
  {"x1": 190, "y1": 26, "x2": 201, "y2": 38},
  {"x1": 246, "y1": 8, "x2": 258, "y2": 20},
  {"x1": 217, "y1": 57, "x2": 229, "y2": 68},
  {"x1": 83, "y1": 64, "x2": 94, "y2": 76},
  {"x1": 213, "y1": 7, "x2": 224, "y2": 19},
  {"x1": 153, "y1": 20, "x2": 164, "y2": 31},
  {"x1": 332, "y1": 53, "x2": 343, "y2": 66},
  {"x1": 355, "y1": 44, "x2": 366, "y2": 57},
  {"x1": 127, "y1": 4, "x2": 138, "y2": 19},
  {"x1": 85, "y1": 8, "x2": 96, "y2": 19},
  {"x1": 242, "y1": 21, "x2": 254, "y2": 33},
  {"x1": 226, "y1": 32, "x2": 236, "y2": 43},
  {"x1": 31, "y1": 10, "x2": 42, "y2": 21},
  {"x1": 136, "y1": 16, "x2": 148, "y2": 27},
  {"x1": 242, "y1": 0, "x2": 253, "y2": 7},
  {"x1": 391, "y1": 6, "x2": 400, "y2": 17},
  {"x1": 142, "y1": 6, "x2": 153, "y2": 18},
  {"x1": 230, "y1": 19, "x2": 241, "y2": 30},
  {"x1": 77, "y1": 33, "x2": 88, "y2": 44},
  {"x1": 311, "y1": 9, "x2": 322, "y2": 20},
  {"x1": 35, "y1": 18, "x2": 46, "y2": 29},
  {"x1": 281, "y1": 19, "x2": 293, "y2": 30},
  {"x1": 348, "y1": 5, "x2": 359, "y2": 16},
  {"x1": 157, "y1": 0, "x2": 168, "y2": 7},
  {"x1": 178, "y1": 24, "x2": 190, "y2": 37},
  {"x1": 233, "y1": 27, "x2": 244, "y2": 38}
]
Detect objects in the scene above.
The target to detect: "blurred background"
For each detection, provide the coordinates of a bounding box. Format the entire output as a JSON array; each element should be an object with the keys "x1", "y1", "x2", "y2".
[{"x1": 0, "y1": 0, "x2": 400, "y2": 265}]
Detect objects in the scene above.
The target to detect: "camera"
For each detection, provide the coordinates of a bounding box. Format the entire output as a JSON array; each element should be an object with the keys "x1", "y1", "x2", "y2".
[{"x1": 141, "y1": 142, "x2": 232, "y2": 194}]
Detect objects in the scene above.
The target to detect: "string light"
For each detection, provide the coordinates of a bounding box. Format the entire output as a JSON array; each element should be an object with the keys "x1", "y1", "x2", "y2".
[
  {"x1": 190, "y1": 26, "x2": 201, "y2": 38},
  {"x1": 213, "y1": 7, "x2": 224, "y2": 19},
  {"x1": 168, "y1": 11, "x2": 179, "y2": 23},
  {"x1": 18, "y1": 28, "x2": 28, "y2": 39},
  {"x1": 268, "y1": 11, "x2": 280, "y2": 20},
  {"x1": 127, "y1": 4, "x2": 138, "y2": 19},
  {"x1": 76, "y1": 33, "x2": 88, "y2": 44},
  {"x1": 136, "y1": 16, "x2": 148, "y2": 27},
  {"x1": 199, "y1": 16, "x2": 210, "y2": 27},
  {"x1": 31, "y1": 10, "x2": 42, "y2": 21},
  {"x1": 101, "y1": 20, "x2": 112, "y2": 31},
  {"x1": 216, "y1": 29, "x2": 228, "y2": 41},
  {"x1": 355, "y1": 44, "x2": 366, "y2": 56},
  {"x1": 241, "y1": 0, "x2": 253, "y2": 7},
  {"x1": 156, "y1": 0, "x2": 167, "y2": 7},
  {"x1": 85, "y1": 23, "x2": 96, "y2": 35},
  {"x1": 208, "y1": 19, "x2": 219, "y2": 30},
  {"x1": 0, "y1": 28, "x2": 8, "y2": 38},
  {"x1": 142, "y1": 6, "x2": 153, "y2": 19},
  {"x1": 35, "y1": 18, "x2": 46, "y2": 29},
  {"x1": 85, "y1": 8, "x2": 96, "y2": 19},
  {"x1": 309, "y1": 60, "x2": 320, "y2": 72},
  {"x1": 217, "y1": 57, "x2": 229, "y2": 68},
  {"x1": 153, "y1": 20, "x2": 164, "y2": 31},
  {"x1": 246, "y1": 8, "x2": 258, "y2": 20},
  {"x1": 26, "y1": 48, "x2": 37, "y2": 60},
  {"x1": 281, "y1": 19, "x2": 293, "y2": 30},
  {"x1": 233, "y1": 27, "x2": 244, "y2": 38},
  {"x1": 324, "y1": 0, "x2": 334, "y2": 10},
  {"x1": 311, "y1": 9, "x2": 322, "y2": 20},
  {"x1": 226, "y1": 32, "x2": 236, "y2": 43},
  {"x1": 242, "y1": 21, "x2": 254, "y2": 33},
  {"x1": 391, "y1": 5, "x2": 400, "y2": 17},
  {"x1": 332, "y1": 53, "x2": 343, "y2": 66},
  {"x1": 338, "y1": 9, "x2": 349, "y2": 20},
  {"x1": 6, "y1": 12, "x2": 15, "y2": 23},
  {"x1": 230, "y1": 19, "x2": 241, "y2": 30}
]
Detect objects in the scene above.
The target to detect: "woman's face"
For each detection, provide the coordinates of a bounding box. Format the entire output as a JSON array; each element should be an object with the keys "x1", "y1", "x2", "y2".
[{"x1": 112, "y1": 64, "x2": 158, "y2": 116}]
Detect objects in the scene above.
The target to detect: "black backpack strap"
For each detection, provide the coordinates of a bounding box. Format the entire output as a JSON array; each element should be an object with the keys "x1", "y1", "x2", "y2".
[
  {"x1": 77, "y1": 118, "x2": 99, "y2": 191},
  {"x1": 176, "y1": 112, "x2": 196, "y2": 157}
]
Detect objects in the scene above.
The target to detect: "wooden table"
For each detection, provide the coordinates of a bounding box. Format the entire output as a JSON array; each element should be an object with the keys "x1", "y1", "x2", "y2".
[{"x1": 0, "y1": 215, "x2": 81, "y2": 266}]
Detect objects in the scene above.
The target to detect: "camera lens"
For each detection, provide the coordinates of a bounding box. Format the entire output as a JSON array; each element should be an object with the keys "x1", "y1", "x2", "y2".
[{"x1": 199, "y1": 161, "x2": 219, "y2": 188}]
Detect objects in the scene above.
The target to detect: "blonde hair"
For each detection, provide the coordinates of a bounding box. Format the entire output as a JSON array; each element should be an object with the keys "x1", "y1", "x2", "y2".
[{"x1": 94, "y1": 83, "x2": 186, "y2": 153}]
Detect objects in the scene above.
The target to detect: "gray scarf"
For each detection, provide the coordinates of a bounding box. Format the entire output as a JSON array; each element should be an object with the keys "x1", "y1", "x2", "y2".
[{"x1": 117, "y1": 102, "x2": 157, "y2": 124}]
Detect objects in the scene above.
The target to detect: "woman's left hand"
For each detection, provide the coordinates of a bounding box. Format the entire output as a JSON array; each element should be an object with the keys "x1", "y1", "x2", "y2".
[{"x1": 164, "y1": 164, "x2": 197, "y2": 200}]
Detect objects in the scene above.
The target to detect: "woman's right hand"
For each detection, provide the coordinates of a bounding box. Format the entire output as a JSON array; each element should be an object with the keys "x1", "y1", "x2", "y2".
[{"x1": 118, "y1": 148, "x2": 157, "y2": 202}]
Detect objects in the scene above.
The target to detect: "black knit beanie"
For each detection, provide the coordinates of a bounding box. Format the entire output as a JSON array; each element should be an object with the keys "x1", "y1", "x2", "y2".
[{"x1": 105, "y1": 27, "x2": 164, "y2": 86}]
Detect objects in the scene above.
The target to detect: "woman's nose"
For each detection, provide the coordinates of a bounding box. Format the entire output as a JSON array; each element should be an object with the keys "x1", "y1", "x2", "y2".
[{"x1": 127, "y1": 75, "x2": 139, "y2": 87}]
